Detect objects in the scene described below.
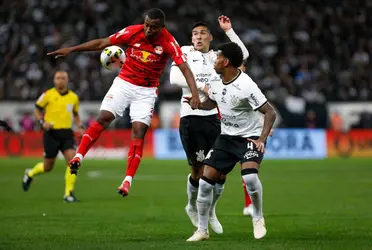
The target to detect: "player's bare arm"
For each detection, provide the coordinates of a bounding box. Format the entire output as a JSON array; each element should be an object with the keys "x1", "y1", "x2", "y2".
[
  {"x1": 47, "y1": 37, "x2": 111, "y2": 58},
  {"x1": 248, "y1": 102, "x2": 276, "y2": 152},
  {"x1": 178, "y1": 62, "x2": 201, "y2": 109}
]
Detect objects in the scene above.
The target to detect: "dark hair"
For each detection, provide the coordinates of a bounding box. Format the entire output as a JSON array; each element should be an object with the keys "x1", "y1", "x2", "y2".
[
  {"x1": 146, "y1": 8, "x2": 166, "y2": 25},
  {"x1": 191, "y1": 21, "x2": 210, "y2": 31},
  {"x1": 217, "y1": 42, "x2": 243, "y2": 68}
]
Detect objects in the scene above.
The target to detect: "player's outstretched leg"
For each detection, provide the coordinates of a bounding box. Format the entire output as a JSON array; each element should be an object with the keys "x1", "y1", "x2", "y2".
[
  {"x1": 209, "y1": 178, "x2": 224, "y2": 234},
  {"x1": 242, "y1": 178, "x2": 254, "y2": 216},
  {"x1": 70, "y1": 111, "x2": 114, "y2": 174},
  {"x1": 242, "y1": 168, "x2": 266, "y2": 239},
  {"x1": 187, "y1": 177, "x2": 214, "y2": 242},
  {"x1": 118, "y1": 122, "x2": 147, "y2": 197}
]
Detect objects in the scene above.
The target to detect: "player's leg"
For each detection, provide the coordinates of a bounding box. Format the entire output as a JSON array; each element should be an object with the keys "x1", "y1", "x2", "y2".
[
  {"x1": 22, "y1": 131, "x2": 58, "y2": 191},
  {"x1": 179, "y1": 116, "x2": 202, "y2": 227},
  {"x1": 243, "y1": 178, "x2": 254, "y2": 216},
  {"x1": 117, "y1": 85, "x2": 157, "y2": 196},
  {"x1": 70, "y1": 77, "x2": 128, "y2": 172},
  {"x1": 240, "y1": 137, "x2": 266, "y2": 239},
  {"x1": 204, "y1": 117, "x2": 224, "y2": 234},
  {"x1": 61, "y1": 130, "x2": 78, "y2": 202},
  {"x1": 187, "y1": 165, "x2": 221, "y2": 242},
  {"x1": 187, "y1": 137, "x2": 237, "y2": 242}
]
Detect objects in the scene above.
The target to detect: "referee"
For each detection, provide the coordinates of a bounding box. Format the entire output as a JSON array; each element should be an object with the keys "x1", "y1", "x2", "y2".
[{"x1": 22, "y1": 70, "x2": 84, "y2": 202}]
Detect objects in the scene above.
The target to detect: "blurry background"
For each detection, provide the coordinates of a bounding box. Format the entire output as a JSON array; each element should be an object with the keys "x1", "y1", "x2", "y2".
[{"x1": 1, "y1": 0, "x2": 372, "y2": 132}]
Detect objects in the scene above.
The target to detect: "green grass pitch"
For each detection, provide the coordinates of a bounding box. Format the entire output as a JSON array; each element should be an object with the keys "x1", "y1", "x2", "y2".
[{"x1": 0, "y1": 158, "x2": 371, "y2": 249}]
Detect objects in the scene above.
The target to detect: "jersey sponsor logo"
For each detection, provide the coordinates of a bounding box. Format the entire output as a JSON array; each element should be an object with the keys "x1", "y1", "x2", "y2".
[
  {"x1": 154, "y1": 46, "x2": 163, "y2": 55},
  {"x1": 130, "y1": 48, "x2": 160, "y2": 63},
  {"x1": 232, "y1": 84, "x2": 241, "y2": 90},
  {"x1": 221, "y1": 118, "x2": 239, "y2": 128},
  {"x1": 211, "y1": 76, "x2": 220, "y2": 82},
  {"x1": 222, "y1": 88, "x2": 227, "y2": 95},
  {"x1": 250, "y1": 93, "x2": 260, "y2": 106},
  {"x1": 193, "y1": 59, "x2": 200, "y2": 62},
  {"x1": 244, "y1": 150, "x2": 259, "y2": 159}
]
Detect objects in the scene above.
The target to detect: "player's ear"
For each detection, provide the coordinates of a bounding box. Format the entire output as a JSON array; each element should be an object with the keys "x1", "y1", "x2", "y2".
[
  {"x1": 224, "y1": 58, "x2": 230, "y2": 67},
  {"x1": 209, "y1": 34, "x2": 213, "y2": 42}
]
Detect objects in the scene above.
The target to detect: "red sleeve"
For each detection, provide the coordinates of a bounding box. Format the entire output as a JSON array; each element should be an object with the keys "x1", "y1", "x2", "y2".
[
  {"x1": 164, "y1": 35, "x2": 186, "y2": 65},
  {"x1": 109, "y1": 26, "x2": 134, "y2": 45}
]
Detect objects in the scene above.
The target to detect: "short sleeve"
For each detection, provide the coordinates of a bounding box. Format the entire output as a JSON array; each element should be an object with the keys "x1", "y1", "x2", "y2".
[
  {"x1": 73, "y1": 95, "x2": 79, "y2": 113},
  {"x1": 165, "y1": 36, "x2": 186, "y2": 65},
  {"x1": 208, "y1": 88, "x2": 216, "y2": 101},
  {"x1": 109, "y1": 26, "x2": 132, "y2": 45},
  {"x1": 35, "y1": 91, "x2": 49, "y2": 109},
  {"x1": 247, "y1": 83, "x2": 267, "y2": 111}
]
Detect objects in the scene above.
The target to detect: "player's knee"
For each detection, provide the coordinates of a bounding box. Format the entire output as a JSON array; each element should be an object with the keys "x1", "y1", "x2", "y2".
[
  {"x1": 43, "y1": 165, "x2": 53, "y2": 172},
  {"x1": 96, "y1": 111, "x2": 115, "y2": 128},
  {"x1": 241, "y1": 168, "x2": 259, "y2": 192},
  {"x1": 131, "y1": 123, "x2": 148, "y2": 139}
]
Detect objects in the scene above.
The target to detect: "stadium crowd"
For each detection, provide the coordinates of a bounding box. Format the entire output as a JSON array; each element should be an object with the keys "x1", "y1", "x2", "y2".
[{"x1": 1, "y1": 0, "x2": 372, "y2": 129}]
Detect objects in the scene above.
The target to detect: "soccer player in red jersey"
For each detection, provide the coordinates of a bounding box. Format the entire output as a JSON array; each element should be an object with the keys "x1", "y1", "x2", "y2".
[{"x1": 47, "y1": 8, "x2": 201, "y2": 196}]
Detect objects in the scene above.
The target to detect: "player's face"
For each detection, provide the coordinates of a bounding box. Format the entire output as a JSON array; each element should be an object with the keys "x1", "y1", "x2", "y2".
[
  {"x1": 192, "y1": 26, "x2": 212, "y2": 52},
  {"x1": 214, "y1": 51, "x2": 228, "y2": 74},
  {"x1": 144, "y1": 16, "x2": 164, "y2": 38},
  {"x1": 54, "y1": 72, "x2": 68, "y2": 93}
]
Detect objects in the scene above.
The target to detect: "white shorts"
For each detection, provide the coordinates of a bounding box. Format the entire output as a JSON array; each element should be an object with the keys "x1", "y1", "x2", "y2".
[{"x1": 100, "y1": 77, "x2": 157, "y2": 126}]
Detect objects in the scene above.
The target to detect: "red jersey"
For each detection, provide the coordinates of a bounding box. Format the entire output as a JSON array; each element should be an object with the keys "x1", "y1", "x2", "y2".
[{"x1": 109, "y1": 25, "x2": 186, "y2": 87}]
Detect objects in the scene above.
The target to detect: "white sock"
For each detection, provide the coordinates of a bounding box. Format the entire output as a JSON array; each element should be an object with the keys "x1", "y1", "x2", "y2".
[
  {"x1": 242, "y1": 173, "x2": 263, "y2": 218},
  {"x1": 187, "y1": 174, "x2": 198, "y2": 209},
  {"x1": 75, "y1": 153, "x2": 83, "y2": 162},
  {"x1": 196, "y1": 178, "x2": 214, "y2": 230},
  {"x1": 124, "y1": 176, "x2": 133, "y2": 184},
  {"x1": 210, "y1": 182, "x2": 224, "y2": 215}
]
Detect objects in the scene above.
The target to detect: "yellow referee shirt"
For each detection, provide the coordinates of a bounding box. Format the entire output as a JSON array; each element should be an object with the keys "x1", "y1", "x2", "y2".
[{"x1": 36, "y1": 88, "x2": 79, "y2": 129}]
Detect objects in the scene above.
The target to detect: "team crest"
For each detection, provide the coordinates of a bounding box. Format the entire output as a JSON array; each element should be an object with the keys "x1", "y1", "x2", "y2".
[
  {"x1": 230, "y1": 95, "x2": 239, "y2": 106},
  {"x1": 154, "y1": 46, "x2": 163, "y2": 54}
]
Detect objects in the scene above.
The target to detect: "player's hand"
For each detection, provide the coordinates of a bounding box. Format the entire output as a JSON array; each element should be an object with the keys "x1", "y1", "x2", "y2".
[
  {"x1": 183, "y1": 96, "x2": 202, "y2": 109},
  {"x1": 47, "y1": 47, "x2": 73, "y2": 58},
  {"x1": 42, "y1": 122, "x2": 53, "y2": 131},
  {"x1": 248, "y1": 137, "x2": 266, "y2": 153},
  {"x1": 218, "y1": 15, "x2": 232, "y2": 32}
]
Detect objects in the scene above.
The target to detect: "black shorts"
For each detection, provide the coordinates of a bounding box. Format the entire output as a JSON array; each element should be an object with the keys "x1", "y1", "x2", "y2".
[
  {"x1": 43, "y1": 129, "x2": 75, "y2": 158},
  {"x1": 179, "y1": 115, "x2": 221, "y2": 166},
  {"x1": 203, "y1": 135, "x2": 264, "y2": 175}
]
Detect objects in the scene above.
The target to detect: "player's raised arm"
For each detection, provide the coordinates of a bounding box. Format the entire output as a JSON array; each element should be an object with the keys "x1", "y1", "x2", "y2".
[
  {"x1": 219, "y1": 16, "x2": 249, "y2": 60},
  {"x1": 47, "y1": 26, "x2": 134, "y2": 58},
  {"x1": 47, "y1": 38, "x2": 111, "y2": 58}
]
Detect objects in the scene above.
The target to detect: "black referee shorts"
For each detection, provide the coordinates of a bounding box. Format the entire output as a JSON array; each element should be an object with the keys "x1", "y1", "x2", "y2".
[
  {"x1": 179, "y1": 114, "x2": 221, "y2": 167},
  {"x1": 43, "y1": 129, "x2": 75, "y2": 158}
]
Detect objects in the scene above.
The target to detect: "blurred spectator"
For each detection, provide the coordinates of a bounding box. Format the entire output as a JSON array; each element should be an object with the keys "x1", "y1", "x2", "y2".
[
  {"x1": 330, "y1": 112, "x2": 344, "y2": 132},
  {"x1": 19, "y1": 111, "x2": 34, "y2": 132},
  {"x1": 305, "y1": 110, "x2": 317, "y2": 129},
  {"x1": 1, "y1": 0, "x2": 371, "y2": 103}
]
